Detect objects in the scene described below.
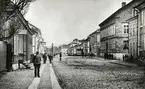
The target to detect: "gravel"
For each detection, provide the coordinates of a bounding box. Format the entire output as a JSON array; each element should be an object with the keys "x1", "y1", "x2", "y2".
[
  {"x1": 53, "y1": 56, "x2": 145, "y2": 89},
  {"x1": 0, "y1": 69, "x2": 34, "y2": 89}
]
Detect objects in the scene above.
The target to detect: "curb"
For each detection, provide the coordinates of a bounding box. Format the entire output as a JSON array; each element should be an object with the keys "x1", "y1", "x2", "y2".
[
  {"x1": 50, "y1": 64, "x2": 62, "y2": 89},
  {"x1": 109, "y1": 62, "x2": 137, "y2": 67},
  {"x1": 28, "y1": 64, "x2": 45, "y2": 89}
]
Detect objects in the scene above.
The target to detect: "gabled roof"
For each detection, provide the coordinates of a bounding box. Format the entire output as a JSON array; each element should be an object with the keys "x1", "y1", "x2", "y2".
[
  {"x1": 88, "y1": 30, "x2": 96, "y2": 37},
  {"x1": 99, "y1": 0, "x2": 143, "y2": 27},
  {"x1": 135, "y1": 1, "x2": 145, "y2": 10},
  {"x1": 15, "y1": 9, "x2": 33, "y2": 35},
  {"x1": 29, "y1": 23, "x2": 42, "y2": 35}
]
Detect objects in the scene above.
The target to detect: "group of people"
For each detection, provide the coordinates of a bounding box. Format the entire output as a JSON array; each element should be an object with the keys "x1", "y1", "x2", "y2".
[{"x1": 32, "y1": 51, "x2": 62, "y2": 77}]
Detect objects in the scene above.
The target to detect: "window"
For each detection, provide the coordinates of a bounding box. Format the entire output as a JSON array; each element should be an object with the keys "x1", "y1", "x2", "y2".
[
  {"x1": 124, "y1": 24, "x2": 129, "y2": 33},
  {"x1": 123, "y1": 40, "x2": 129, "y2": 50},
  {"x1": 132, "y1": 9, "x2": 137, "y2": 17},
  {"x1": 140, "y1": 10, "x2": 144, "y2": 26},
  {"x1": 130, "y1": 43, "x2": 132, "y2": 55},
  {"x1": 132, "y1": 24, "x2": 136, "y2": 36},
  {"x1": 130, "y1": 25, "x2": 132, "y2": 36},
  {"x1": 133, "y1": 43, "x2": 136, "y2": 56}
]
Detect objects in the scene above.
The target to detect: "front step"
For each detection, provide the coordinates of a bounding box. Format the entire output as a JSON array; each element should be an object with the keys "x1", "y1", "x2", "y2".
[{"x1": 18, "y1": 60, "x2": 31, "y2": 69}]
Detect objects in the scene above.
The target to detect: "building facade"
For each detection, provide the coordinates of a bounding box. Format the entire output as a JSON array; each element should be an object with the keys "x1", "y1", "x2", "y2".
[
  {"x1": 67, "y1": 39, "x2": 82, "y2": 56},
  {"x1": 136, "y1": 2, "x2": 145, "y2": 57},
  {"x1": 96, "y1": 29, "x2": 101, "y2": 56},
  {"x1": 127, "y1": 14, "x2": 138, "y2": 58},
  {"x1": 29, "y1": 23, "x2": 42, "y2": 54},
  {"x1": 82, "y1": 38, "x2": 89, "y2": 56},
  {"x1": 88, "y1": 30, "x2": 97, "y2": 56},
  {"x1": 99, "y1": 0, "x2": 143, "y2": 60}
]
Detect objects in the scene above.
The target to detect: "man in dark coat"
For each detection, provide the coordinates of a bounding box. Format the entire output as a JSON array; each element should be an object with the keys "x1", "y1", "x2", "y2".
[
  {"x1": 48, "y1": 54, "x2": 52, "y2": 63},
  {"x1": 43, "y1": 53, "x2": 47, "y2": 64},
  {"x1": 33, "y1": 51, "x2": 41, "y2": 77},
  {"x1": 59, "y1": 52, "x2": 62, "y2": 61}
]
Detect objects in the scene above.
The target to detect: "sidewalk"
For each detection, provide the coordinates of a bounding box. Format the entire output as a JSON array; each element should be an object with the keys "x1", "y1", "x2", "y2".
[
  {"x1": 94, "y1": 57, "x2": 138, "y2": 67},
  {"x1": 0, "y1": 60, "x2": 62, "y2": 89},
  {"x1": 28, "y1": 60, "x2": 62, "y2": 89},
  {"x1": 73, "y1": 56, "x2": 138, "y2": 67},
  {"x1": 38, "y1": 63, "x2": 52, "y2": 89},
  {"x1": 109, "y1": 60, "x2": 138, "y2": 67}
]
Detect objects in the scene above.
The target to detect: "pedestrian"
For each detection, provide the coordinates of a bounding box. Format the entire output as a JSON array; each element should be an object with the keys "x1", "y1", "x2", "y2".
[
  {"x1": 104, "y1": 53, "x2": 107, "y2": 60},
  {"x1": 59, "y1": 52, "x2": 62, "y2": 61},
  {"x1": 43, "y1": 53, "x2": 47, "y2": 64},
  {"x1": 33, "y1": 51, "x2": 41, "y2": 77},
  {"x1": 82, "y1": 51, "x2": 84, "y2": 58},
  {"x1": 48, "y1": 54, "x2": 52, "y2": 63}
]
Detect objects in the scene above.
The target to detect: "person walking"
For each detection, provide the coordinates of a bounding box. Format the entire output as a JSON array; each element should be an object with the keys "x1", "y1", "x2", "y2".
[
  {"x1": 33, "y1": 51, "x2": 41, "y2": 77},
  {"x1": 48, "y1": 54, "x2": 52, "y2": 63},
  {"x1": 43, "y1": 53, "x2": 47, "y2": 64},
  {"x1": 104, "y1": 53, "x2": 107, "y2": 60},
  {"x1": 59, "y1": 52, "x2": 62, "y2": 61}
]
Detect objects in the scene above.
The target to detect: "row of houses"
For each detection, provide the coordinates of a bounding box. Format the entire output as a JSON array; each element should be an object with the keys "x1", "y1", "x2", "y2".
[
  {"x1": 61, "y1": 30, "x2": 100, "y2": 57},
  {"x1": 99, "y1": 0, "x2": 145, "y2": 60},
  {"x1": 0, "y1": 1, "x2": 46, "y2": 71},
  {"x1": 61, "y1": 0, "x2": 145, "y2": 61}
]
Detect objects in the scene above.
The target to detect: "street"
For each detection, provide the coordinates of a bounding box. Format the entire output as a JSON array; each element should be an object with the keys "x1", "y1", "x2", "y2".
[
  {"x1": 1, "y1": 0, "x2": 145, "y2": 89},
  {"x1": 53, "y1": 56, "x2": 145, "y2": 89}
]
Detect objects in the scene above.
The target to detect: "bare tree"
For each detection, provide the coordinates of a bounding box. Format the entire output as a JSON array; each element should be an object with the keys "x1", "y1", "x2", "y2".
[
  {"x1": 0, "y1": 0, "x2": 36, "y2": 41},
  {"x1": 0, "y1": 15, "x2": 21, "y2": 41},
  {"x1": 3, "y1": 0, "x2": 36, "y2": 20}
]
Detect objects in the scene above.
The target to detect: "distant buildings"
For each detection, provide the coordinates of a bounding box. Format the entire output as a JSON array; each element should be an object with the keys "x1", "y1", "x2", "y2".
[
  {"x1": 64, "y1": 0, "x2": 145, "y2": 61},
  {"x1": 60, "y1": 45, "x2": 69, "y2": 56},
  {"x1": 88, "y1": 29, "x2": 100, "y2": 56},
  {"x1": 66, "y1": 29, "x2": 101, "y2": 57}
]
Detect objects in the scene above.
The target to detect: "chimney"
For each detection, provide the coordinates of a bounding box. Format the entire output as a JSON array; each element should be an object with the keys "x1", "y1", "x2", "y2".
[{"x1": 122, "y1": 2, "x2": 126, "y2": 7}]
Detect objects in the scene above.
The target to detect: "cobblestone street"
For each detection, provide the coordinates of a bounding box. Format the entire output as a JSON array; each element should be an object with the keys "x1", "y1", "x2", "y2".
[
  {"x1": 53, "y1": 56, "x2": 145, "y2": 89},
  {"x1": 0, "y1": 68, "x2": 34, "y2": 89}
]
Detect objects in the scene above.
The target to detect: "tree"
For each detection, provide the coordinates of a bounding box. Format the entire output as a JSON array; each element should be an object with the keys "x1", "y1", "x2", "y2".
[
  {"x1": 3, "y1": 0, "x2": 36, "y2": 20},
  {"x1": 0, "y1": 16, "x2": 21, "y2": 41},
  {"x1": 0, "y1": 0, "x2": 36, "y2": 41}
]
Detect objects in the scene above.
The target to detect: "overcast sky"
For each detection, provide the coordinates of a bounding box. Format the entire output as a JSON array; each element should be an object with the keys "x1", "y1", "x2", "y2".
[{"x1": 25, "y1": 0, "x2": 132, "y2": 46}]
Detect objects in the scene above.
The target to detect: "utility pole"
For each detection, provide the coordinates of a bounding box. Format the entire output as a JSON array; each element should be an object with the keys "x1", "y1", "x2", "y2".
[{"x1": 52, "y1": 43, "x2": 53, "y2": 60}]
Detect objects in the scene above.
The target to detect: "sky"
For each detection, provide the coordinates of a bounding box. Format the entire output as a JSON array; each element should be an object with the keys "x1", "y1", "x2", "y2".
[{"x1": 25, "y1": 0, "x2": 132, "y2": 47}]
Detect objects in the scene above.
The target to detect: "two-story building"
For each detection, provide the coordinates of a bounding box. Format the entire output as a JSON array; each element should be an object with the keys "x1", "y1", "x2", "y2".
[
  {"x1": 3, "y1": 9, "x2": 35, "y2": 70},
  {"x1": 127, "y1": 9, "x2": 138, "y2": 58},
  {"x1": 67, "y1": 39, "x2": 82, "y2": 56},
  {"x1": 99, "y1": 0, "x2": 143, "y2": 60},
  {"x1": 136, "y1": 1, "x2": 145, "y2": 57},
  {"x1": 88, "y1": 30, "x2": 97, "y2": 56},
  {"x1": 82, "y1": 38, "x2": 89, "y2": 56},
  {"x1": 29, "y1": 23, "x2": 42, "y2": 54}
]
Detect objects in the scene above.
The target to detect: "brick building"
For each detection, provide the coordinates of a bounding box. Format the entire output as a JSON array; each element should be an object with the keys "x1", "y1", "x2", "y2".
[
  {"x1": 99, "y1": 0, "x2": 144, "y2": 60},
  {"x1": 87, "y1": 29, "x2": 100, "y2": 56}
]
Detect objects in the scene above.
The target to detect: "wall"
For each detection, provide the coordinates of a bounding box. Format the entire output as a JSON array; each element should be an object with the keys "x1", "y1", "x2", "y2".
[
  {"x1": 27, "y1": 31, "x2": 32, "y2": 63},
  {"x1": 128, "y1": 17, "x2": 137, "y2": 57},
  {"x1": 100, "y1": 1, "x2": 143, "y2": 57},
  {"x1": 0, "y1": 41, "x2": 7, "y2": 71},
  {"x1": 139, "y1": 7, "x2": 145, "y2": 57}
]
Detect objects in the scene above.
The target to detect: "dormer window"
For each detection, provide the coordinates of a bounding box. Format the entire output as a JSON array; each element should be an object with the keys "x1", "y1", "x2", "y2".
[{"x1": 132, "y1": 8, "x2": 137, "y2": 17}]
